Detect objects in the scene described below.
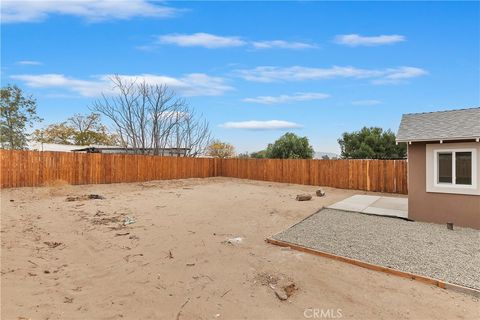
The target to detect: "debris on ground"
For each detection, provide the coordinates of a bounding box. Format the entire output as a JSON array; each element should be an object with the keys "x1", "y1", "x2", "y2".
[
  {"x1": 27, "y1": 260, "x2": 38, "y2": 267},
  {"x1": 316, "y1": 189, "x2": 326, "y2": 197},
  {"x1": 168, "y1": 250, "x2": 174, "y2": 259},
  {"x1": 176, "y1": 298, "x2": 190, "y2": 320},
  {"x1": 274, "y1": 289, "x2": 288, "y2": 301},
  {"x1": 115, "y1": 232, "x2": 130, "y2": 237},
  {"x1": 295, "y1": 194, "x2": 312, "y2": 201},
  {"x1": 274, "y1": 283, "x2": 298, "y2": 301},
  {"x1": 92, "y1": 216, "x2": 121, "y2": 225},
  {"x1": 66, "y1": 194, "x2": 105, "y2": 201},
  {"x1": 89, "y1": 194, "x2": 105, "y2": 200},
  {"x1": 186, "y1": 263, "x2": 195, "y2": 267},
  {"x1": 123, "y1": 216, "x2": 136, "y2": 226},
  {"x1": 123, "y1": 253, "x2": 143, "y2": 262},
  {"x1": 94, "y1": 210, "x2": 106, "y2": 216},
  {"x1": 220, "y1": 289, "x2": 231, "y2": 297},
  {"x1": 254, "y1": 272, "x2": 298, "y2": 301},
  {"x1": 254, "y1": 272, "x2": 279, "y2": 286},
  {"x1": 64, "y1": 297, "x2": 74, "y2": 303},
  {"x1": 221, "y1": 237, "x2": 243, "y2": 245},
  {"x1": 283, "y1": 283, "x2": 297, "y2": 297},
  {"x1": 273, "y1": 282, "x2": 298, "y2": 301},
  {"x1": 43, "y1": 241, "x2": 63, "y2": 249}
]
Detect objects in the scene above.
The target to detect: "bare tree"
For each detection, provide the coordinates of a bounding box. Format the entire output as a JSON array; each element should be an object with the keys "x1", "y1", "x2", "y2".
[
  {"x1": 174, "y1": 107, "x2": 211, "y2": 157},
  {"x1": 91, "y1": 75, "x2": 211, "y2": 156}
]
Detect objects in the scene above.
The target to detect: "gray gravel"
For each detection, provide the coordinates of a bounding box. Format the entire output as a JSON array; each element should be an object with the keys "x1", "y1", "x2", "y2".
[{"x1": 273, "y1": 208, "x2": 480, "y2": 290}]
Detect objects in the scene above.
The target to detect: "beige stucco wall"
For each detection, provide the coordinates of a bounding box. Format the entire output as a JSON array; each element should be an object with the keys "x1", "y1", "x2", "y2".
[{"x1": 408, "y1": 142, "x2": 480, "y2": 229}]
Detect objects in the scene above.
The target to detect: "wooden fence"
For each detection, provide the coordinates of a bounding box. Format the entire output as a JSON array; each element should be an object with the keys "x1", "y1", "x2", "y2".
[
  {"x1": 0, "y1": 150, "x2": 217, "y2": 188},
  {"x1": 0, "y1": 150, "x2": 408, "y2": 194},
  {"x1": 218, "y1": 158, "x2": 407, "y2": 194}
]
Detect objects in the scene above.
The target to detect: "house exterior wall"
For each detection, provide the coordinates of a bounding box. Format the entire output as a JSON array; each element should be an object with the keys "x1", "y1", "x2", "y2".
[{"x1": 408, "y1": 142, "x2": 480, "y2": 229}]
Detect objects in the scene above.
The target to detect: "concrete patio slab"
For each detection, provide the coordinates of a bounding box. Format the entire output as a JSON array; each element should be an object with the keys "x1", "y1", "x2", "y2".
[
  {"x1": 328, "y1": 195, "x2": 380, "y2": 212},
  {"x1": 363, "y1": 206, "x2": 409, "y2": 219},
  {"x1": 328, "y1": 195, "x2": 408, "y2": 219},
  {"x1": 370, "y1": 197, "x2": 408, "y2": 211}
]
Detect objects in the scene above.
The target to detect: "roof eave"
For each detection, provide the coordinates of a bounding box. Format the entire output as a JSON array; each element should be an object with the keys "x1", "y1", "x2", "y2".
[{"x1": 396, "y1": 136, "x2": 480, "y2": 143}]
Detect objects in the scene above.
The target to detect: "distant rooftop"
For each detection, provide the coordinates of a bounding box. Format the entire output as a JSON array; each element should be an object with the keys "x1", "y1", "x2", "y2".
[
  {"x1": 28, "y1": 142, "x2": 116, "y2": 152},
  {"x1": 71, "y1": 146, "x2": 191, "y2": 156},
  {"x1": 396, "y1": 107, "x2": 480, "y2": 142}
]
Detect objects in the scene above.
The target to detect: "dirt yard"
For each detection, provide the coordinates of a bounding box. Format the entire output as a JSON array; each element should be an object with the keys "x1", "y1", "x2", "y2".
[{"x1": 1, "y1": 178, "x2": 478, "y2": 320}]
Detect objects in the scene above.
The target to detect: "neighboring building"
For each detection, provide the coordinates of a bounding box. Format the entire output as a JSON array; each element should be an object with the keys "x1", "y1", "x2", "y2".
[
  {"x1": 28, "y1": 142, "x2": 190, "y2": 157},
  {"x1": 71, "y1": 146, "x2": 190, "y2": 157},
  {"x1": 397, "y1": 107, "x2": 480, "y2": 229},
  {"x1": 28, "y1": 141, "x2": 90, "y2": 152}
]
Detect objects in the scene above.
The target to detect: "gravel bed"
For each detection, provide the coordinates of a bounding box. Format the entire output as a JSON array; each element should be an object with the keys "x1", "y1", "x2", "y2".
[{"x1": 272, "y1": 208, "x2": 480, "y2": 290}]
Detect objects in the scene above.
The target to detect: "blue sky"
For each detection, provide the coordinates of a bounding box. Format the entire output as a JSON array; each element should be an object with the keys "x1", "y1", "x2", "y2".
[{"x1": 2, "y1": 1, "x2": 479, "y2": 154}]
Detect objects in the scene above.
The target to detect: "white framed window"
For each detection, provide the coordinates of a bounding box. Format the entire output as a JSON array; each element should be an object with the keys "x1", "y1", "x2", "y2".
[{"x1": 433, "y1": 148, "x2": 477, "y2": 189}]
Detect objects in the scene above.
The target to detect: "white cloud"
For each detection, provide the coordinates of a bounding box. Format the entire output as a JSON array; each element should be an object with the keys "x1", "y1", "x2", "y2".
[
  {"x1": 252, "y1": 40, "x2": 317, "y2": 50},
  {"x1": 334, "y1": 34, "x2": 405, "y2": 46},
  {"x1": 17, "y1": 60, "x2": 43, "y2": 66},
  {"x1": 237, "y1": 66, "x2": 380, "y2": 82},
  {"x1": 371, "y1": 67, "x2": 428, "y2": 84},
  {"x1": 352, "y1": 100, "x2": 381, "y2": 106},
  {"x1": 11, "y1": 74, "x2": 108, "y2": 97},
  {"x1": 1, "y1": 0, "x2": 179, "y2": 23},
  {"x1": 220, "y1": 120, "x2": 302, "y2": 130},
  {"x1": 112, "y1": 73, "x2": 233, "y2": 96},
  {"x1": 236, "y1": 65, "x2": 427, "y2": 84},
  {"x1": 11, "y1": 73, "x2": 232, "y2": 97},
  {"x1": 155, "y1": 33, "x2": 317, "y2": 50},
  {"x1": 158, "y1": 33, "x2": 246, "y2": 48},
  {"x1": 243, "y1": 92, "x2": 330, "y2": 105}
]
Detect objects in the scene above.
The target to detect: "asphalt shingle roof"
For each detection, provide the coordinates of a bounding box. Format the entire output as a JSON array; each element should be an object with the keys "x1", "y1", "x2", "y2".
[{"x1": 396, "y1": 107, "x2": 480, "y2": 142}]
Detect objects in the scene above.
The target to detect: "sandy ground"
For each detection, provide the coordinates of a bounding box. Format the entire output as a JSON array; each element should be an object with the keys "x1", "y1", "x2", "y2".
[{"x1": 1, "y1": 177, "x2": 478, "y2": 320}]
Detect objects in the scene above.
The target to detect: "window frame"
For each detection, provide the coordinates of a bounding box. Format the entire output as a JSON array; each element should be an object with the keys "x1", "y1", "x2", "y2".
[{"x1": 433, "y1": 148, "x2": 477, "y2": 190}]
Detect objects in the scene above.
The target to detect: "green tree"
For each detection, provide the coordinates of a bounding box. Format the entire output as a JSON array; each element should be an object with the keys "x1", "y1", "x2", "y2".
[
  {"x1": 0, "y1": 85, "x2": 42, "y2": 149},
  {"x1": 338, "y1": 127, "x2": 406, "y2": 159},
  {"x1": 265, "y1": 132, "x2": 315, "y2": 159},
  {"x1": 33, "y1": 113, "x2": 117, "y2": 146},
  {"x1": 33, "y1": 123, "x2": 75, "y2": 145},
  {"x1": 250, "y1": 150, "x2": 268, "y2": 159},
  {"x1": 206, "y1": 140, "x2": 236, "y2": 158}
]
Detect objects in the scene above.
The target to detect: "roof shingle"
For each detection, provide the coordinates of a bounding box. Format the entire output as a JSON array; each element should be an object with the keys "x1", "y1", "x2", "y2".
[{"x1": 396, "y1": 107, "x2": 480, "y2": 142}]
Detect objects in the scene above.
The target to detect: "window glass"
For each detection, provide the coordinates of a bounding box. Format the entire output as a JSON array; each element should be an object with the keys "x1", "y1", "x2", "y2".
[
  {"x1": 456, "y1": 152, "x2": 472, "y2": 185},
  {"x1": 438, "y1": 152, "x2": 452, "y2": 183}
]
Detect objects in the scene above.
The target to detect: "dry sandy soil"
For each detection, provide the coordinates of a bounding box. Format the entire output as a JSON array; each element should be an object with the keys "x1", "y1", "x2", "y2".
[{"x1": 1, "y1": 177, "x2": 478, "y2": 320}]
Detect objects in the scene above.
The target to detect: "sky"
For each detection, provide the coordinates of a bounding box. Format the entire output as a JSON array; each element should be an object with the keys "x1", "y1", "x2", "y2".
[{"x1": 1, "y1": 1, "x2": 479, "y2": 154}]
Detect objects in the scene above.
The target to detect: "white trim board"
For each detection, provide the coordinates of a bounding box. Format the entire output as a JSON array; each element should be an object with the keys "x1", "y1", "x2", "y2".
[{"x1": 426, "y1": 142, "x2": 480, "y2": 195}]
